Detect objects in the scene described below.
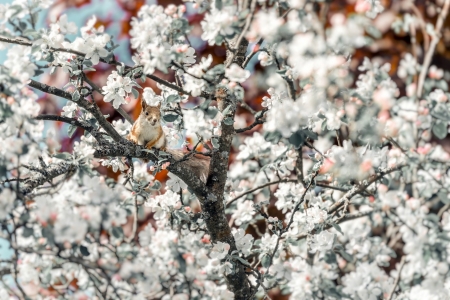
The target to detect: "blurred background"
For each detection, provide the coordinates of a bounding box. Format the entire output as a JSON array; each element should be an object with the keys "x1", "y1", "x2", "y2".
[{"x1": 2, "y1": 0, "x2": 450, "y2": 298}]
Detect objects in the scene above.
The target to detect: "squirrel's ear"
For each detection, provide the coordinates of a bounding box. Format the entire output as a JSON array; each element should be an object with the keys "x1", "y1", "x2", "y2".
[
  {"x1": 141, "y1": 99, "x2": 147, "y2": 110},
  {"x1": 157, "y1": 102, "x2": 161, "y2": 109}
]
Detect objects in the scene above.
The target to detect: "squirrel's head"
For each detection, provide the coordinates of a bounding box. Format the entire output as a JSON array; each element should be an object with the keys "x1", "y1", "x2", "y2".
[{"x1": 141, "y1": 100, "x2": 161, "y2": 126}]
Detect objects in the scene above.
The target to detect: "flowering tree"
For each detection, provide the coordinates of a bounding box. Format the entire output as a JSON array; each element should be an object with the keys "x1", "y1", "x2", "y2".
[{"x1": 2, "y1": 0, "x2": 450, "y2": 298}]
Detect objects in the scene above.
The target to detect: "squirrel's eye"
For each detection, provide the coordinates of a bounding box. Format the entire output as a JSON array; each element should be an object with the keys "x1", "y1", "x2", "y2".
[{"x1": 145, "y1": 112, "x2": 149, "y2": 116}]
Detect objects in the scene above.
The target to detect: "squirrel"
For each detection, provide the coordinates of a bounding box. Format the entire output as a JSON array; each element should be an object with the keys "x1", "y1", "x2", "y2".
[{"x1": 127, "y1": 99, "x2": 210, "y2": 182}]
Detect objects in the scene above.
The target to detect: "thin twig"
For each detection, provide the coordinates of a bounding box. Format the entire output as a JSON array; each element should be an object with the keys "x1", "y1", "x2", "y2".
[
  {"x1": 235, "y1": 108, "x2": 268, "y2": 133},
  {"x1": 406, "y1": 1, "x2": 430, "y2": 51},
  {"x1": 327, "y1": 164, "x2": 406, "y2": 214},
  {"x1": 225, "y1": 0, "x2": 257, "y2": 68},
  {"x1": 226, "y1": 179, "x2": 297, "y2": 207},
  {"x1": 416, "y1": 0, "x2": 450, "y2": 97},
  {"x1": 387, "y1": 256, "x2": 406, "y2": 300},
  {"x1": 438, "y1": 203, "x2": 450, "y2": 218},
  {"x1": 126, "y1": 197, "x2": 139, "y2": 243},
  {"x1": 284, "y1": 173, "x2": 318, "y2": 232},
  {"x1": 296, "y1": 209, "x2": 380, "y2": 240},
  {"x1": 335, "y1": 130, "x2": 341, "y2": 147},
  {"x1": 28, "y1": 79, "x2": 123, "y2": 142},
  {"x1": 0, "y1": 36, "x2": 206, "y2": 99}
]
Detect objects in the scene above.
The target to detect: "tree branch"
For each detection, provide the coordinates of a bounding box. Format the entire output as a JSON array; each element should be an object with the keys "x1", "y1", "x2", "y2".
[
  {"x1": 35, "y1": 115, "x2": 93, "y2": 132},
  {"x1": 225, "y1": 0, "x2": 257, "y2": 68},
  {"x1": 28, "y1": 79, "x2": 123, "y2": 141},
  {"x1": 416, "y1": 0, "x2": 450, "y2": 97},
  {"x1": 234, "y1": 108, "x2": 267, "y2": 133},
  {"x1": 0, "y1": 36, "x2": 207, "y2": 99},
  {"x1": 20, "y1": 162, "x2": 77, "y2": 195},
  {"x1": 327, "y1": 164, "x2": 406, "y2": 214},
  {"x1": 284, "y1": 173, "x2": 317, "y2": 232},
  {"x1": 387, "y1": 256, "x2": 406, "y2": 300},
  {"x1": 296, "y1": 209, "x2": 380, "y2": 240},
  {"x1": 226, "y1": 179, "x2": 296, "y2": 207},
  {"x1": 93, "y1": 141, "x2": 208, "y2": 199}
]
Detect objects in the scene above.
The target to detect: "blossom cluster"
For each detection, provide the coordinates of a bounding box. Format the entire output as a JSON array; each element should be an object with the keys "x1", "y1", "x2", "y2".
[{"x1": 1, "y1": 0, "x2": 450, "y2": 298}]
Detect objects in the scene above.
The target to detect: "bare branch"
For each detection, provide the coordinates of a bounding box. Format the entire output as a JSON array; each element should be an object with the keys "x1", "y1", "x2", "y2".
[
  {"x1": 28, "y1": 79, "x2": 123, "y2": 141},
  {"x1": 20, "y1": 162, "x2": 77, "y2": 195},
  {"x1": 416, "y1": 0, "x2": 450, "y2": 97},
  {"x1": 235, "y1": 108, "x2": 267, "y2": 133},
  {"x1": 226, "y1": 179, "x2": 296, "y2": 207},
  {"x1": 296, "y1": 209, "x2": 380, "y2": 240},
  {"x1": 93, "y1": 141, "x2": 208, "y2": 200},
  {"x1": 35, "y1": 115, "x2": 93, "y2": 132},
  {"x1": 387, "y1": 256, "x2": 406, "y2": 300},
  {"x1": 327, "y1": 164, "x2": 406, "y2": 214},
  {"x1": 284, "y1": 173, "x2": 318, "y2": 232},
  {"x1": 225, "y1": 0, "x2": 257, "y2": 68}
]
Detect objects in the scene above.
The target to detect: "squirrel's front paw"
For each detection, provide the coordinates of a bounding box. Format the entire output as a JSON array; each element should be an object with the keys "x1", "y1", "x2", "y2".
[{"x1": 127, "y1": 135, "x2": 138, "y2": 144}]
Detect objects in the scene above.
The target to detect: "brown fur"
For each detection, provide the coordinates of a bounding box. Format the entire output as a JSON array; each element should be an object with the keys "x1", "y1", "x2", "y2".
[
  {"x1": 128, "y1": 101, "x2": 166, "y2": 150},
  {"x1": 127, "y1": 100, "x2": 209, "y2": 182},
  {"x1": 166, "y1": 149, "x2": 210, "y2": 183}
]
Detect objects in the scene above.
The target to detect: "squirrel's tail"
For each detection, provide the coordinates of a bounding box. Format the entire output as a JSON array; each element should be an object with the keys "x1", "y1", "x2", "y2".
[{"x1": 166, "y1": 149, "x2": 210, "y2": 183}]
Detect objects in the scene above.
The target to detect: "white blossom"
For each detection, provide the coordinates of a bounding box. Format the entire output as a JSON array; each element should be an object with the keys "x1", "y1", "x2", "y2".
[
  {"x1": 166, "y1": 172, "x2": 187, "y2": 191},
  {"x1": 0, "y1": 189, "x2": 14, "y2": 220},
  {"x1": 233, "y1": 228, "x2": 254, "y2": 256},
  {"x1": 210, "y1": 242, "x2": 230, "y2": 260},
  {"x1": 61, "y1": 101, "x2": 78, "y2": 118},
  {"x1": 225, "y1": 64, "x2": 250, "y2": 83},
  {"x1": 309, "y1": 231, "x2": 335, "y2": 253},
  {"x1": 102, "y1": 71, "x2": 135, "y2": 109},
  {"x1": 142, "y1": 87, "x2": 163, "y2": 106},
  {"x1": 231, "y1": 200, "x2": 255, "y2": 226}
]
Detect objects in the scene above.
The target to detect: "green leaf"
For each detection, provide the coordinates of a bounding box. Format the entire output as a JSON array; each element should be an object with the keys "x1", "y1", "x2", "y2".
[
  {"x1": 167, "y1": 94, "x2": 180, "y2": 103},
  {"x1": 232, "y1": 256, "x2": 250, "y2": 266},
  {"x1": 80, "y1": 245, "x2": 90, "y2": 256},
  {"x1": 83, "y1": 60, "x2": 93, "y2": 67},
  {"x1": 437, "y1": 80, "x2": 449, "y2": 91},
  {"x1": 215, "y1": 0, "x2": 222, "y2": 10},
  {"x1": 289, "y1": 131, "x2": 305, "y2": 148},
  {"x1": 20, "y1": 212, "x2": 30, "y2": 222},
  {"x1": 211, "y1": 138, "x2": 219, "y2": 149},
  {"x1": 22, "y1": 227, "x2": 34, "y2": 238},
  {"x1": 438, "y1": 189, "x2": 450, "y2": 204},
  {"x1": 222, "y1": 105, "x2": 231, "y2": 116},
  {"x1": 335, "y1": 248, "x2": 353, "y2": 262},
  {"x1": 264, "y1": 130, "x2": 282, "y2": 143},
  {"x1": 163, "y1": 114, "x2": 179, "y2": 123},
  {"x1": 72, "y1": 90, "x2": 80, "y2": 101},
  {"x1": 67, "y1": 125, "x2": 77, "y2": 138},
  {"x1": 289, "y1": 129, "x2": 318, "y2": 148},
  {"x1": 53, "y1": 152, "x2": 72, "y2": 160},
  {"x1": 206, "y1": 108, "x2": 219, "y2": 119},
  {"x1": 324, "y1": 252, "x2": 337, "y2": 264},
  {"x1": 131, "y1": 88, "x2": 139, "y2": 99},
  {"x1": 150, "y1": 180, "x2": 162, "y2": 191},
  {"x1": 432, "y1": 103, "x2": 450, "y2": 121},
  {"x1": 111, "y1": 227, "x2": 123, "y2": 239},
  {"x1": 331, "y1": 223, "x2": 344, "y2": 236},
  {"x1": 223, "y1": 117, "x2": 234, "y2": 126},
  {"x1": 432, "y1": 120, "x2": 448, "y2": 139},
  {"x1": 437, "y1": 232, "x2": 450, "y2": 242},
  {"x1": 261, "y1": 254, "x2": 271, "y2": 268},
  {"x1": 19, "y1": 21, "x2": 27, "y2": 30}
]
